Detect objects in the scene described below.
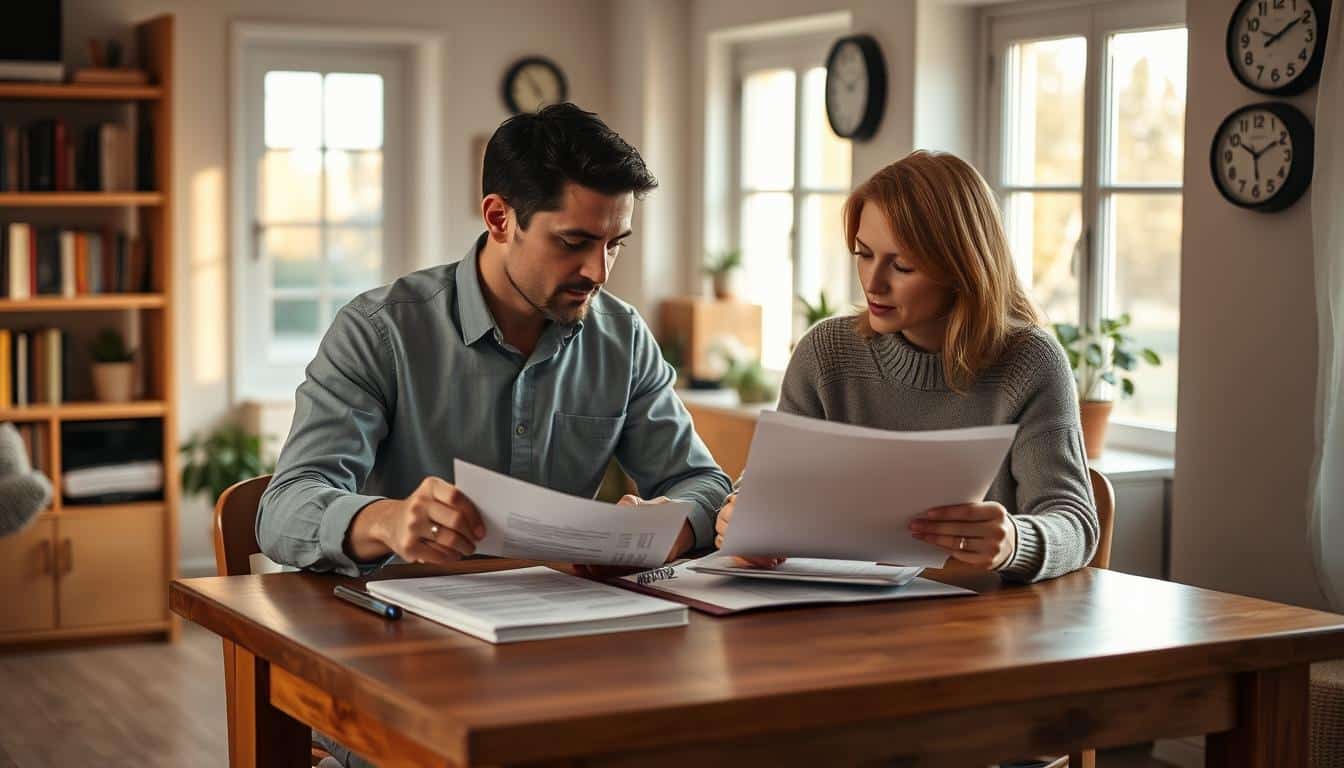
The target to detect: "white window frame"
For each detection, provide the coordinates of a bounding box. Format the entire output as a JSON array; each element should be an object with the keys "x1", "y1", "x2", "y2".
[
  {"x1": 981, "y1": 0, "x2": 1185, "y2": 455},
  {"x1": 230, "y1": 23, "x2": 442, "y2": 403},
  {"x1": 730, "y1": 32, "x2": 854, "y2": 368}
]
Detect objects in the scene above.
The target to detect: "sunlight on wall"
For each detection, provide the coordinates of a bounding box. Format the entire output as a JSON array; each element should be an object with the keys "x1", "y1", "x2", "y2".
[{"x1": 190, "y1": 167, "x2": 227, "y2": 386}]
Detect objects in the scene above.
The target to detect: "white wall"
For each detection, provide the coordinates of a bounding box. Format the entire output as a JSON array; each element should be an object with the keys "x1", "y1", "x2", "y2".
[
  {"x1": 63, "y1": 0, "x2": 614, "y2": 573},
  {"x1": 1171, "y1": 0, "x2": 1327, "y2": 609},
  {"x1": 913, "y1": 0, "x2": 979, "y2": 159}
]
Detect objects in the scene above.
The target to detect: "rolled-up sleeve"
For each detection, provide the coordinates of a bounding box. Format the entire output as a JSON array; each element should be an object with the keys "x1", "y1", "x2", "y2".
[
  {"x1": 614, "y1": 318, "x2": 732, "y2": 549},
  {"x1": 256, "y1": 302, "x2": 397, "y2": 577}
]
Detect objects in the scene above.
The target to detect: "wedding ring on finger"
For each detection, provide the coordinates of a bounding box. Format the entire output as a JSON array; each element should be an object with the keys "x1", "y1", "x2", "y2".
[
  {"x1": 430, "y1": 524, "x2": 440, "y2": 537},
  {"x1": 958, "y1": 536, "x2": 967, "y2": 551}
]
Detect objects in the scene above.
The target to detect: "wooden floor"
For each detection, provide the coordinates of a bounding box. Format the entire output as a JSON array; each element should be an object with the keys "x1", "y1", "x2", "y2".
[{"x1": 0, "y1": 622, "x2": 1175, "y2": 768}]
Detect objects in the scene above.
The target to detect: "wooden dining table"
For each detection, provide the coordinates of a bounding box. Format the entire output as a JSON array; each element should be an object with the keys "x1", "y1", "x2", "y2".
[{"x1": 169, "y1": 559, "x2": 1344, "y2": 767}]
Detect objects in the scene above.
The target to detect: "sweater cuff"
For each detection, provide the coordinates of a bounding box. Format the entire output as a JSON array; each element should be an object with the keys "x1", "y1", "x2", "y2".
[{"x1": 998, "y1": 514, "x2": 1045, "y2": 582}]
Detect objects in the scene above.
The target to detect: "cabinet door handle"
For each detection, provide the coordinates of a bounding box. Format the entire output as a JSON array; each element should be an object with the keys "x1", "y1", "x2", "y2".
[
  {"x1": 59, "y1": 538, "x2": 73, "y2": 575},
  {"x1": 38, "y1": 540, "x2": 52, "y2": 576}
]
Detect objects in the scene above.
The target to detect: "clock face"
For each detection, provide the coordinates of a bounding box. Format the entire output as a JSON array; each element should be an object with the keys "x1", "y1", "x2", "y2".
[
  {"x1": 826, "y1": 41, "x2": 870, "y2": 137},
  {"x1": 505, "y1": 59, "x2": 566, "y2": 114},
  {"x1": 1213, "y1": 107, "x2": 1297, "y2": 207},
  {"x1": 1229, "y1": 0, "x2": 1322, "y2": 94}
]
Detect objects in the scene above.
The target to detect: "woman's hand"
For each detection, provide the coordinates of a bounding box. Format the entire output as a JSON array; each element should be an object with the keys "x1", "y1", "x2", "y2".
[
  {"x1": 909, "y1": 502, "x2": 1016, "y2": 570},
  {"x1": 714, "y1": 493, "x2": 785, "y2": 569}
]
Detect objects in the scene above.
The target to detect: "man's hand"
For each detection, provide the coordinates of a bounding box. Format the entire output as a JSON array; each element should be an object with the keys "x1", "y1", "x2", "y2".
[
  {"x1": 570, "y1": 495, "x2": 689, "y2": 580},
  {"x1": 346, "y1": 476, "x2": 486, "y2": 566}
]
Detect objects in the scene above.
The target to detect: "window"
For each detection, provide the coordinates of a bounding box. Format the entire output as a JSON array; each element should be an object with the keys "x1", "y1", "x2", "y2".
[
  {"x1": 234, "y1": 40, "x2": 406, "y2": 399},
  {"x1": 734, "y1": 38, "x2": 853, "y2": 370},
  {"x1": 988, "y1": 1, "x2": 1186, "y2": 440}
]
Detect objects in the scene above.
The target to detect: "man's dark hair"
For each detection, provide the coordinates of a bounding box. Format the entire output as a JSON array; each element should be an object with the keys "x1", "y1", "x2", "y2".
[{"x1": 482, "y1": 102, "x2": 658, "y2": 229}]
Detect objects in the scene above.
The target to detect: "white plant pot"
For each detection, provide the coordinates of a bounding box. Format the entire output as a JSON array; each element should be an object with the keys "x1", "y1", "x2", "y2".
[
  {"x1": 712, "y1": 271, "x2": 739, "y2": 300},
  {"x1": 92, "y1": 362, "x2": 135, "y2": 403}
]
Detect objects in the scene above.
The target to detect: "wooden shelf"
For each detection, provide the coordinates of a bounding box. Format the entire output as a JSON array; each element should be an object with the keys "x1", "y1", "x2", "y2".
[
  {"x1": 0, "y1": 82, "x2": 163, "y2": 102},
  {"x1": 0, "y1": 192, "x2": 163, "y2": 207},
  {"x1": 0, "y1": 294, "x2": 165, "y2": 312},
  {"x1": 0, "y1": 401, "x2": 167, "y2": 422}
]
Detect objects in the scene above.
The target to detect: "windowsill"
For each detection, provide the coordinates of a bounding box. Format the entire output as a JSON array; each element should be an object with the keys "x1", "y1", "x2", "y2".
[{"x1": 677, "y1": 387, "x2": 1176, "y2": 482}]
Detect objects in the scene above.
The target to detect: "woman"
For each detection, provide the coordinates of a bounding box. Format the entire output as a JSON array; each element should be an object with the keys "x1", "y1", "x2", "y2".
[{"x1": 715, "y1": 151, "x2": 1097, "y2": 583}]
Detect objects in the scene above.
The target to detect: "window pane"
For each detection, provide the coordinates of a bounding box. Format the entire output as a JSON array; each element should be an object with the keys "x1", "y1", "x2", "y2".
[
  {"x1": 328, "y1": 226, "x2": 383, "y2": 290},
  {"x1": 740, "y1": 192, "x2": 794, "y2": 370},
  {"x1": 800, "y1": 67, "x2": 851, "y2": 190},
  {"x1": 273, "y1": 298, "x2": 320, "y2": 337},
  {"x1": 260, "y1": 150, "x2": 321, "y2": 222},
  {"x1": 1004, "y1": 192, "x2": 1081, "y2": 326},
  {"x1": 326, "y1": 150, "x2": 383, "y2": 222},
  {"x1": 264, "y1": 226, "x2": 321, "y2": 291},
  {"x1": 1110, "y1": 193, "x2": 1181, "y2": 428},
  {"x1": 1004, "y1": 37, "x2": 1086, "y2": 186},
  {"x1": 798, "y1": 193, "x2": 852, "y2": 332},
  {"x1": 324, "y1": 73, "x2": 384, "y2": 150},
  {"x1": 740, "y1": 69, "x2": 796, "y2": 190},
  {"x1": 1108, "y1": 28, "x2": 1188, "y2": 184},
  {"x1": 264, "y1": 71, "x2": 322, "y2": 149}
]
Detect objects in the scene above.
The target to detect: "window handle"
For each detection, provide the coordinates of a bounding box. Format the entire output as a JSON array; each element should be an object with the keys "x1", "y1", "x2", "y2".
[{"x1": 252, "y1": 220, "x2": 265, "y2": 262}]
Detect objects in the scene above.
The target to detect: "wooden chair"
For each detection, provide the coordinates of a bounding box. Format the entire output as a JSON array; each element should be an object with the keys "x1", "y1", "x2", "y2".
[
  {"x1": 212, "y1": 475, "x2": 274, "y2": 768},
  {"x1": 1044, "y1": 467, "x2": 1116, "y2": 768}
]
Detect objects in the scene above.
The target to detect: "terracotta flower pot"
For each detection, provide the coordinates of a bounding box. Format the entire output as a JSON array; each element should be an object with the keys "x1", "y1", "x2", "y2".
[
  {"x1": 92, "y1": 362, "x2": 135, "y2": 403},
  {"x1": 1079, "y1": 399, "x2": 1113, "y2": 460}
]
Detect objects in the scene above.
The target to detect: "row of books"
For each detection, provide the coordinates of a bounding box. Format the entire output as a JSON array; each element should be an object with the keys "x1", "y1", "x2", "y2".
[
  {"x1": 2, "y1": 223, "x2": 152, "y2": 298},
  {"x1": 10, "y1": 422, "x2": 49, "y2": 474},
  {"x1": 0, "y1": 327, "x2": 69, "y2": 407},
  {"x1": 0, "y1": 120, "x2": 147, "y2": 193}
]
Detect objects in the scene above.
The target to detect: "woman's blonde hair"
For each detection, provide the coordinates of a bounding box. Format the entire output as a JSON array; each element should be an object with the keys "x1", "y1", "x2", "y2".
[{"x1": 845, "y1": 150, "x2": 1041, "y2": 391}]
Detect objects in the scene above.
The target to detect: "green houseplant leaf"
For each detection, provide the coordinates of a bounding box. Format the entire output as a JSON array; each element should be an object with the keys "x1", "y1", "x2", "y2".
[{"x1": 180, "y1": 423, "x2": 276, "y2": 504}]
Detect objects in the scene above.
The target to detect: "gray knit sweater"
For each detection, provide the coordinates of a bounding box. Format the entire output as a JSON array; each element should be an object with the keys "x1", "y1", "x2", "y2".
[{"x1": 778, "y1": 318, "x2": 1098, "y2": 583}]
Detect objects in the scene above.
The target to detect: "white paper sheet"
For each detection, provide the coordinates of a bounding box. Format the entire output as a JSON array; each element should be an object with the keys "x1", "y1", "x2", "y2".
[
  {"x1": 718, "y1": 411, "x2": 1017, "y2": 567},
  {"x1": 687, "y1": 555, "x2": 923, "y2": 586},
  {"x1": 454, "y1": 460, "x2": 689, "y2": 567},
  {"x1": 621, "y1": 557, "x2": 975, "y2": 613}
]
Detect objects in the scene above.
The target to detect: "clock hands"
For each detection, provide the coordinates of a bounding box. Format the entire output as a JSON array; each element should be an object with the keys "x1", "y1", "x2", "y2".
[{"x1": 1262, "y1": 16, "x2": 1303, "y2": 47}]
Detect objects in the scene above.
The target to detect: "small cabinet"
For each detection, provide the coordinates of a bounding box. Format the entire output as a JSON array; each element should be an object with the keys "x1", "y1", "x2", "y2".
[
  {"x1": 57, "y1": 504, "x2": 165, "y2": 629},
  {"x1": 0, "y1": 518, "x2": 56, "y2": 634}
]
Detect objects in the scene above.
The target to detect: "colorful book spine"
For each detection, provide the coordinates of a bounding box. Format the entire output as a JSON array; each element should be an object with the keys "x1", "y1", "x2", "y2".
[{"x1": 0, "y1": 329, "x2": 10, "y2": 406}]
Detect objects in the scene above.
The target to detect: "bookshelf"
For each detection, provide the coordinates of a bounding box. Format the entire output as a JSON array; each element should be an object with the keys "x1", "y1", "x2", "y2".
[{"x1": 0, "y1": 15, "x2": 177, "y2": 647}]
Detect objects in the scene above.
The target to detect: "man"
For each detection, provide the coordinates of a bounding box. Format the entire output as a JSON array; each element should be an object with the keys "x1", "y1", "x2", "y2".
[{"x1": 257, "y1": 103, "x2": 731, "y2": 578}]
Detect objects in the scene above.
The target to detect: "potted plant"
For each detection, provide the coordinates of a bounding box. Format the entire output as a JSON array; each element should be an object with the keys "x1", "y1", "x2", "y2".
[
  {"x1": 704, "y1": 249, "x2": 742, "y2": 300},
  {"x1": 798, "y1": 291, "x2": 839, "y2": 329},
  {"x1": 721, "y1": 355, "x2": 776, "y2": 405},
  {"x1": 180, "y1": 423, "x2": 275, "y2": 504},
  {"x1": 1052, "y1": 315, "x2": 1162, "y2": 459},
  {"x1": 90, "y1": 329, "x2": 136, "y2": 403}
]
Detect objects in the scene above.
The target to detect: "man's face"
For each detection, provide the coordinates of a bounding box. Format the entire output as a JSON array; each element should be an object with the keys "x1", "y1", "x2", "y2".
[{"x1": 504, "y1": 183, "x2": 634, "y2": 325}]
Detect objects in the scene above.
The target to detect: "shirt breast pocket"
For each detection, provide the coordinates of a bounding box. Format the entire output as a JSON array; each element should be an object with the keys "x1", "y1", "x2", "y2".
[{"x1": 548, "y1": 412, "x2": 625, "y2": 497}]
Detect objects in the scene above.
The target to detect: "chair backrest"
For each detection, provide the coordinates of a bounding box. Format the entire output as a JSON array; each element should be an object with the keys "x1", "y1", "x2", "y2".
[
  {"x1": 1087, "y1": 467, "x2": 1115, "y2": 570},
  {"x1": 213, "y1": 475, "x2": 273, "y2": 577}
]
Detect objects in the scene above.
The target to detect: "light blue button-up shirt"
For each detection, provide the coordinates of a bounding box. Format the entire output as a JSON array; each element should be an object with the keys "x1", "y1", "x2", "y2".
[{"x1": 257, "y1": 235, "x2": 732, "y2": 576}]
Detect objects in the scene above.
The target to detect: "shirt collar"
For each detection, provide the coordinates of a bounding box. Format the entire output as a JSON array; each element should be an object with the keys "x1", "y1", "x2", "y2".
[{"x1": 456, "y1": 233, "x2": 498, "y2": 346}]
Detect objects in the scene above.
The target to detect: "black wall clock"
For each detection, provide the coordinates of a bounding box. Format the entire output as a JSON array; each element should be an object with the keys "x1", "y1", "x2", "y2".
[
  {"x1": 1210, "y1": 101, "x2": 1314, "y2": 211},
  {"x1": 824, "y1": 34, "x2": 886, "y2": 141},
  {"x1": 502, "y1": 56, "x2": 567, "y2": 114},
  {"x1": 1227, "y1": 0, "x2": 1331, "y2": 95}
]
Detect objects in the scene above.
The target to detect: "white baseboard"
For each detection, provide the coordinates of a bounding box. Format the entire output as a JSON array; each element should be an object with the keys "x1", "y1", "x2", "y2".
[
  {"x1": 1153, "y1": 736, "x2": 1204, "y2": 768},
  {"x1": 179, "y1": 556, "x2": 216, "y2": 578}
]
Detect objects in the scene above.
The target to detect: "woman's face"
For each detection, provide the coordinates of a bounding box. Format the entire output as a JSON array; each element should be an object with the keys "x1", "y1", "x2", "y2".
[{"x1": 853, "y1": 202, "x2": 956, "y2": 350}]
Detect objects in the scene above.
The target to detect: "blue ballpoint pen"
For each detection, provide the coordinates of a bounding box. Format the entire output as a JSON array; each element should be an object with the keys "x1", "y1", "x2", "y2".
[{"x1": 334, "y1": 585, "x2": 402, "y2": 620}]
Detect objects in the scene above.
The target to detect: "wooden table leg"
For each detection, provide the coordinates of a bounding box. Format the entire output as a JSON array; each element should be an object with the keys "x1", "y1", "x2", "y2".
[
  {"x1": 223, "y1": 638, "x2": 237, "y2": 768},
  {"x1": 1206, "y1": 666, "x2": 1309, "y2": 768},
  {"x1": 233, "y1": 644, "x2": 310, "y2": 768}
]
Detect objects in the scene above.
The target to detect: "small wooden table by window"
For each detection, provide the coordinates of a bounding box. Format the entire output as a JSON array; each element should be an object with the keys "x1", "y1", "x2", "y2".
[{"x1": 170, "y1": 560, "x2": 1344, "y2": 767}]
